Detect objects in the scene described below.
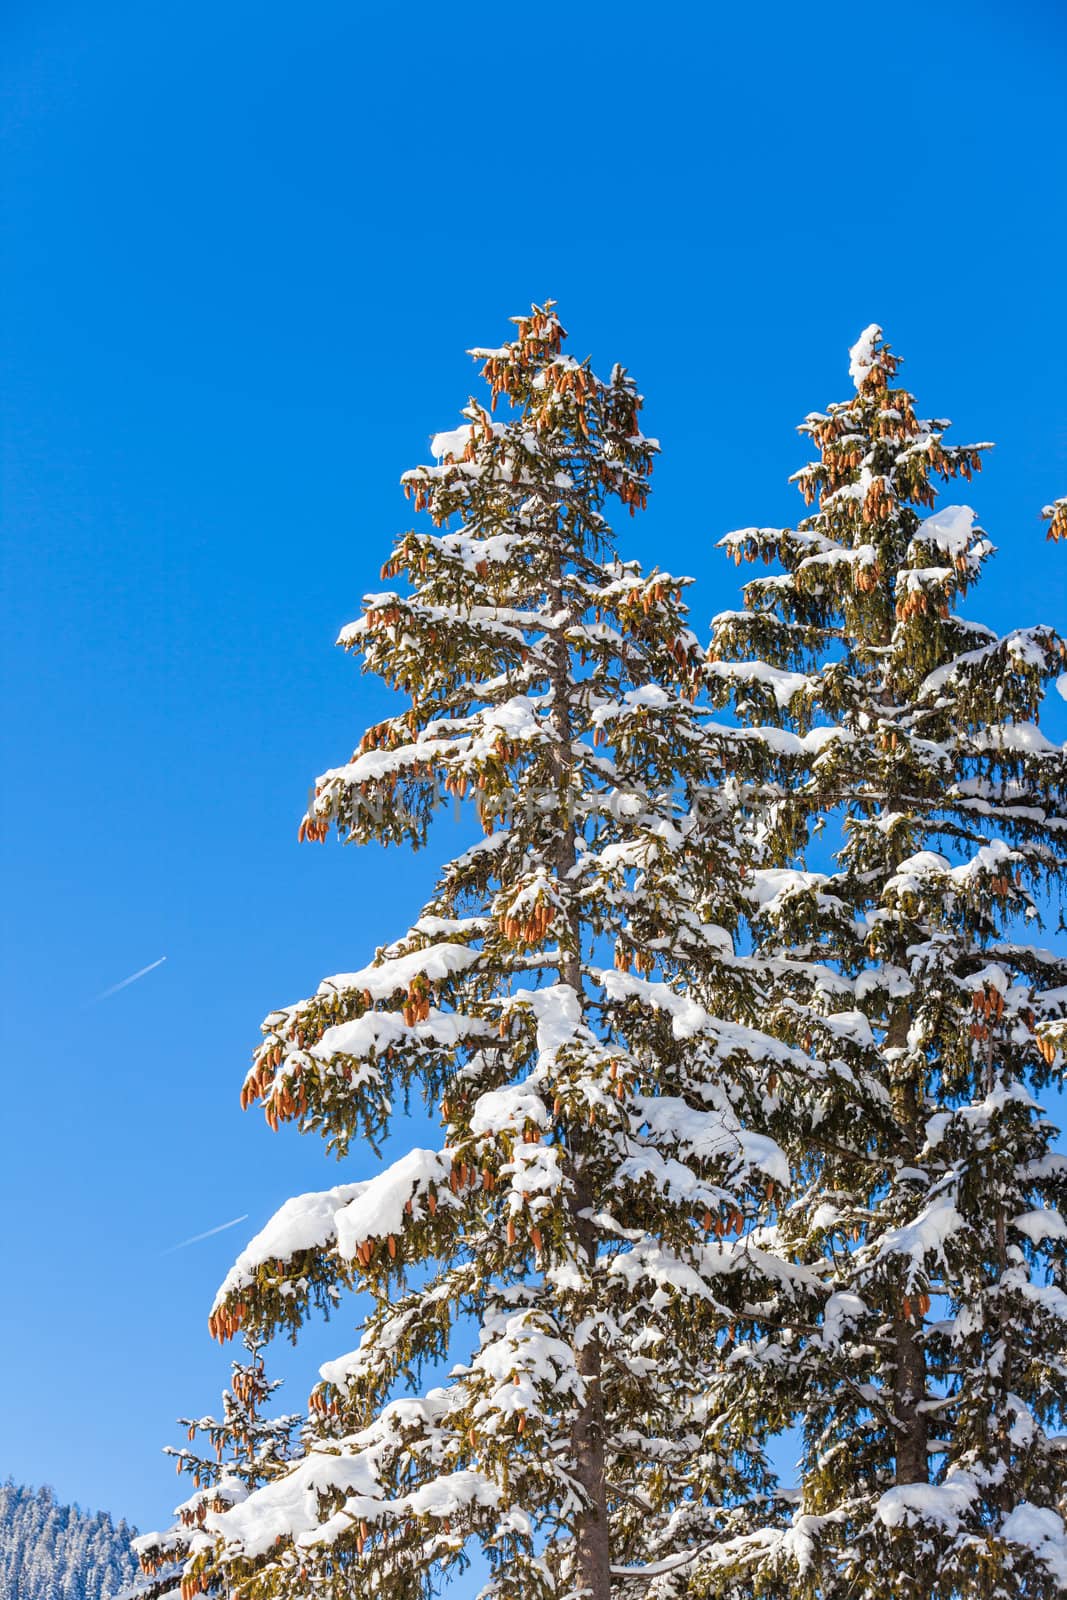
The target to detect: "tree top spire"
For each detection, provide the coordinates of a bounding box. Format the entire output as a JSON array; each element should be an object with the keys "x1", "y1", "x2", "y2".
[{"x1": 848, "y1": 321, "x2": 904, "y2": 394}]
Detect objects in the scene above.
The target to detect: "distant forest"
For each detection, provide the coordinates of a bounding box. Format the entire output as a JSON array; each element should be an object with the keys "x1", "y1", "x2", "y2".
[{"x1": 0, "y1": 1482, "x2": 138, "y2": 1600}]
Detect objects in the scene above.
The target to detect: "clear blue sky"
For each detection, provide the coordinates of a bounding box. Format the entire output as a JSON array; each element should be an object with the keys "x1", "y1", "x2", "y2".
[{"x1": 2, "y1": 0, "x2": 1065, "y2": 1541}]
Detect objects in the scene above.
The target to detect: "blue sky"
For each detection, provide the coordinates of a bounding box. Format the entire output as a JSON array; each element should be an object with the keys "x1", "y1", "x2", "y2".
[{"x1": 2, "y1": 0, "x2": 1065, "y2": 1544}]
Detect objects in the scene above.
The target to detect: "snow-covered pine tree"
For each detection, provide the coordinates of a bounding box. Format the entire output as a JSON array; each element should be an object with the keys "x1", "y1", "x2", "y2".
[
  {"x1": 131, "y1": 1334, "x2": 299, "y2": 1600},
  {"x1": 171, "y1": 304, "x2": 810, "y2": 1600},
  {"x1": 705, "y1": 326, "x2": 1067, "y2": 1598}
]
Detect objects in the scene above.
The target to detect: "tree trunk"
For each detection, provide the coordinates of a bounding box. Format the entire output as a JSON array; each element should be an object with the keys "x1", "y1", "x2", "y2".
[
  {"x1": 570, "y1": 1187, "x2": 611, "y2": 1598},
  {"x1": 891, "y1": 1309, "x2": 930, "y2": 1485},
  {"x1": 545, "y1": 534, "x2": 612, "y2": 1600},
  {"x1": 887, "y1": 1002, "x2": 929, "y2": 1487}
]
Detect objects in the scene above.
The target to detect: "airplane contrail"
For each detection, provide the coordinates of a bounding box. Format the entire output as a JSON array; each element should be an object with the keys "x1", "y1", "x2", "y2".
[
  {"x1": 163, "y1": 1215, "x2": 249, "y2": 1255},
  {"x1": 94, "y1": 955, "x2": 167, "y2": 1001}
]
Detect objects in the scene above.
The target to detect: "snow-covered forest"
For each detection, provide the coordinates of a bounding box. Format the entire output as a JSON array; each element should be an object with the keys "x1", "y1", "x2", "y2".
[
  {"x1": 0, "y1": 1483, "x2": 137, "y2": 1600},
  {"x1": 128, "y1": 307, "x2": 1067, "y2": 1600}
]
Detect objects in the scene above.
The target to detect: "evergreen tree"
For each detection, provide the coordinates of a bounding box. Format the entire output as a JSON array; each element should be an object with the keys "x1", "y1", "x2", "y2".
[
  {"x1": 130, "y1": 1334, "x2": 299, "y2": 1600},
  {"x1": 705, "y1": 326, "x2": 1067, "y2": 1597},
  {"x1": 167, "y1": 304, "x2": 809, "y2": 1600}
]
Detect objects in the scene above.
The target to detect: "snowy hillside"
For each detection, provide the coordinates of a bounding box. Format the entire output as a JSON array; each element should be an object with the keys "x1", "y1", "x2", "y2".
[{"x1": 0, "y1": 1482, "x2": 138, "y2": 1600}]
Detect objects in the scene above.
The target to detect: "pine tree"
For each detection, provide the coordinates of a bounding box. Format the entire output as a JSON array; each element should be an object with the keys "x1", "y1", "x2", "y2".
[
  {"x1": 130, "y1": 1334, "x2": 299, "y2": 1600},
  {"x1": 167, "y1": 304, "x2": 813, "y2": 1600},
  {"x1": 705, "y1": 326, "x2": 1067, "y2": 1597}
]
